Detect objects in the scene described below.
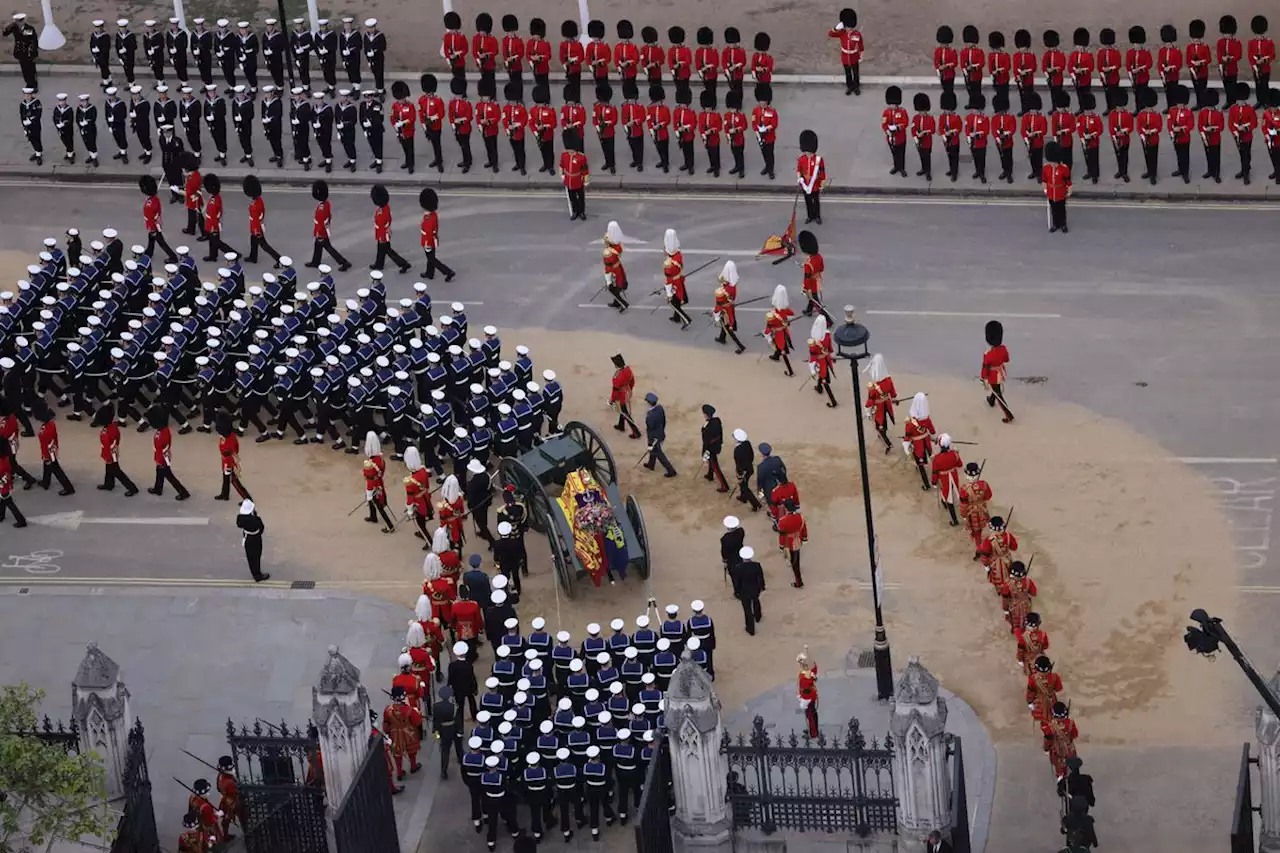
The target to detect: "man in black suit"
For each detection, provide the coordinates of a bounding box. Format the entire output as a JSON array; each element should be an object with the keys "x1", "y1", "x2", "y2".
[
  {"x1": 925, "y1": 831, "x2": 953, "y2": 853},
  {"x1": 731, "y1": 428, "x2": 761, "y2": 511},
  {"x1": 641, "y1": 392, "x2": 677, "y2": 477},
  {"x1": 700, "y1": 404, "x2": 729, "y2": 491},
  {"x1": 721, "y1": 515, "x2": 745, "y2": 591},
  {"x1": 446, "y1": 640, "x2": 479, "y2": 719},
  {"x1": 433, "y1": 685, "x2": 463, "y2": 779},
  {"x1": 729, "y1": 545, "x2": 765, "y2": 634}
]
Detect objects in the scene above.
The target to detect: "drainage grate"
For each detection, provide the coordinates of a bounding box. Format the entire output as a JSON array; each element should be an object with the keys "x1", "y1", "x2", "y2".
[
  {"x1": 17, "y1": 588, "x2": 29, "y2": 595},
  {"x1": 290, "y1": 580, "x2": 316, "y2": 590},
  {"x1": 856, "y1": 650, "x2": 875, "y2": 669}
]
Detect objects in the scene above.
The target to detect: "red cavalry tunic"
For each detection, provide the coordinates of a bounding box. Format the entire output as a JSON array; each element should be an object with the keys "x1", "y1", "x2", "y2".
[
  {"x1": 722, "y1": 44, "x2": 746, "y2": 83},
  {"x1": 930, "y1": 448, "x2": 964, "y2": 504},
  {"x1": 1249, "y1": 36, "x2": 1276, "y2": 77},
  {"x1": 529, "y1": 104, "x2": 556, "y2": 142},
  {"x1": 714, "y1": 283, "x2": 737, "y2": 329},
  {"x1": 865, "y1": 377, "x2": 898, "y2": 427},
  {"x1": 750, "y1": 104, "x2": 777, "y2": 144},
  {"x1": 452, "y1": 598, "x2": 483, "y2": 640},
  {"x1": 404, "y1": 469, "x2": 430, "y2": 516},
  {"x1": 438, "y1": 495, "x2": 464, "y2": 545},
  {"x1": 988, "y1": 49, "x2": 1012, "y2": 86},
  {"x1": 1200, "y1": 107, "x2": 1226, "y2": 146},
  {"x1": 807, "y1": 340, "x2": 831, "y2": 381},
  {"x1": 1125, "y1": 46, "x2": 1153, "y2": 86},
  {"x1": 663, "y1": 251, "x2": 686, "y2": 301},
  {"x1": 764, "y1": 310, "x2": 791, "y2": 353},
  {"x1": 610, "y1": 365, "x2": 635, "y2": 405},
  {"x1": 423, "y1": 576, "x2": 457, "y2": 623},
  {"x1": 1158, "y1": 44, "x2": 1183, "y2": 84},
  {"x1": 903, "y1": 416, "x2": 936, "y2": 461},
  {"x1": 153, "y1": 426, "x2": 173, "y2": 467},
  {"x1": 143, "y1": 195, "x2": 162, "y2": 232},
  {"x1": 364, "y1": 455, "x2": 386, "y2": 504},
  {"x1": 1042, "y1": 48, "x2": 1066, "y2": 88}
]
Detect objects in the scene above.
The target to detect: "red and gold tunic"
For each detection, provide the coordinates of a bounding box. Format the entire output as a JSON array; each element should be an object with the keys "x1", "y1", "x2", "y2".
[
  {"x1": 978, "y1": 530, "x2": 1018, "y2": 589},
  {"x1": 713, "y1": 285, "x2": 737, "y2": 330},
  {"x1": 405, "y1": 645, "x2": 435, "y2": 680},
  {"x1": 603, "y1": 242, "x2": 627, "y2": 290},
  {"x1": 177, "y1": 829, "x2": 206, "y2": 853},
  {"x1": 392, "y1": 670, "x2": 425, "y2": 703},
  {"x1": 865, "y1": 377, "x2": 898, "y2": 428},
  {"x1": 1025, "y1": 669, "x2": 1062, "y2": 722},
  {"x1": 438, "y1": 496, "x2": 465, "y2": 545},
  {"x1": 1041, "y1": 715, "x2": 1079, "y2": 778},
  {"x1": 930, "y1": 448, "x2": 964, "y2": 504},
  {"x1": 404, "y1": 469, "x2": 431, "y2": 517},
  {"x1": 422, "y1": 576, "x2": 457, "y2": 624},
  {"x1": 663, "y1": 251, "x2": 686, "y2": 302},
  {"x1": 421, "y1": 619, "x2": 446, "y2": 657},
  {"x1": 903, "y1": 416, "x2": 935, "y2": 462},
  {"x1": 798, "y1": 662, "x2": 818, "y2": 702},
  {"x1": 807, "y1": 340, "x2": 832, "y2": 381},
  {"x1": 1015, "y1": 627, "x2": 1049, "y2": 677},
  {"x1": 981, "y1": 343, "x2": 1009, "y2": 387},
  {"x1": 451, "y1": 598, "x2": 483, "y2": 640},
  {"x1": 999, "y1": 575, "x2": 1037, "y2": 633},
  {"x1": 769, "y1": 481, "x2": 799, "y2": 523},
  {"x1": 609, "y1": 365, "x2": 635, "y2": 406},
  {"x1": 763, "y1": 309, "x2": 792, "y2": 354},
  {"x1": 777, "y1": 511, "x2": 808, "y2": 552},
  {"x1": 958, "y1": 478, "x2": 993, "y2": 546},
  {"x1": 363, "y1": 456, "x2": 387, "y2": 505},
  {"x1": 216, "y1": 772, "x2": 239, "y2": 828},
  {"x1": 382, "y1": 703, "x2": 424, "y2": 755},
  {"x1": 188, "y1": 795, "x2": 224, "y2": 845}
]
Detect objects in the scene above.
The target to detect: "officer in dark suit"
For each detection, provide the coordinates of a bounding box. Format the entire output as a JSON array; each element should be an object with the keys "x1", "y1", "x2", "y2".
[
  {"x1": 721, "y1": 515, "x2": 745, "y2": 589},
  {"x1": 3, "y1": 13, "x2": 39, "y2": 91},
  {"x1": 433, "y1": 685, "x2": 462, "y2": 778},
  {"x1": 447, "y1": 639, "x2": 479, "y2": 718},
  {"x1": 700, "y1": 403, "x2": 729, "y2": 490},
  {"x1": 755, "y1": 441, "x2": 787, "y2": 502},
  {"x1": 729, "y1": 545, "x2": 765, "y2": 634},
  {"x1": 731, "y1": 428, "x2": 761, "y2": 511},
  {"x1": 641, "y1": 392, "x2": 677, "y2": 476},
  {"x1": 203, "y1": 84, "x2": 228, "y2": 164}
]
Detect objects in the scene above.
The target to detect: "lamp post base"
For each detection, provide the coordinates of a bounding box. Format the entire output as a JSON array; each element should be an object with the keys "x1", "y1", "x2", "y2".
[{"x1": 873, "y1": 628, "x2": 894, "y2": 701}]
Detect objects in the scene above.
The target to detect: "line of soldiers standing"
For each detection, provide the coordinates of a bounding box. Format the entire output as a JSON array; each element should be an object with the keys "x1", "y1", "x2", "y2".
[
  {"x1": 396, "y1": 592, "x2": 718, "y2": 848},
  {"x1": 881, "y1": 18, "x2": 1280, "y2": 186}
]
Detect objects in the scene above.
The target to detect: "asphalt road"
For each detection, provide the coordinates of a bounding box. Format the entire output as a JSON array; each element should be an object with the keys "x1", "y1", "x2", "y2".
[{"x1": 2, "y1": 181, "x2": 1275, "y2": 617}]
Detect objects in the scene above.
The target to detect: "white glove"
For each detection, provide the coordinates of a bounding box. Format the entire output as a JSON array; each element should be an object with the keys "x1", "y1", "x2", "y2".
[
  {"x1": 902, "y1": 441, "x2": 912, "y2": 457},
  {"x1": 604, "y1": 272, "x2": 615, "y2": 286},
  {"x1": 365, "y1": 489, "x2": 375, "y2": 501},
  {"x1": 835, "y1": 21, "x2": 845, "y2": 30},
  {"x1": 798, "y1": 697, "x2": 810, "y2": 708}
]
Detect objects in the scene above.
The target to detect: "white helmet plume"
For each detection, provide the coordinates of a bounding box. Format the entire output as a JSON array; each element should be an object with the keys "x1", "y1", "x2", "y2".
[
  {"x1": 663, "y1": 228, "x2": 680, "y2": 255},
  {"x1": 771, "y1": 285, "x2": 789, "y2": 312},
  {"x1": 909, "y1": 392, "x2": 929, "y2": 420}
]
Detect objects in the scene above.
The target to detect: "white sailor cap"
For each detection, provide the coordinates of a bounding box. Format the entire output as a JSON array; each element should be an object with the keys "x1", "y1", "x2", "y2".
[
  {"x1": 483, "y1": 325, "x2": 498, "y2": 336},
  {"x1": 153, "y1": 351, "x2": 168, "y2": 362},
  {"x1": 193, "y1": 17, "x2": 205, "y2": 24},
  {"x1": 233, "y1": 84, "x2": 247, "y2": 94},
  {"x1": 497, "y1": 403, "x2": 511, "y2": 415},
  {"x1": 516, "y1": 345, "x2": 530, "y2": 357},
  {"x1": 691, "y1": 600, "x2": 706, "y2": 613},
  {"x1": 733, "y1": 428, "x2": 748, "y2": 442},
  {"x1": 665, "y1": 604, "x2": 679, "y2": 616},
  {"x1": 587, "y1": 622, "x2": 601, "y2": 635},
  {"x1": 55, "y1": 282, "x2": 70, "y2": 293},
  {"x1": 511, "y1": 389, "x2": 526, "y2": 401},
  {"x1": 469, "y1": 382, "x2": 484, "y2": 395},
  {"x1": 93, "y1": 18, "x2": 105, "y2": 26},
  {"x1": 425, "y1": 325, "x2": 440, "y2": 336},
  {"x1": 451, "y1": 301, "x2": 465, "y2": 312},
  {"x1": 285, "y1": 347, "x2": 300, "y2": 358},
  {"x1": 358, "y1": 366, "x2": 372, "y2": 377},
  {"x1": 40, "y1": 295, "x2": 55, "y2": 305},
  {"x1": 427, "y1": 352, "x2": 441, "y2": 363},
  {"x1": 306, "y1": 282, "x2": 321, "y2": 293},
  {"x1": 372, "y1": 322, "x2": 387, "y2": 334},
  {"x1": 418, "y1": 404, "x2": 433, "y2": 415},
  {"x1": 439, "y1": 315, "x2": 453, "y2": 326},
  {"x1": 279, "y1": 304, "x2": 294, "y2": 315},
  {"x1": 0, "y1": 291, "x2": 12, "y2": 301},
  {"x1": 739, "y1": 545, "x2": 755, "y2": 560},
  {"x1": 386, "y1": 386, "x2": 402, "y2": 396},
  {"x1": 337, "y1": 344, "x2": 352, "y2": 355},
  {"x1": 319, "y1": 18, "x2": 329, "y2": 25},
  {"x1": 610, "y1": 618, "x2": 625, "y2": 631},
  {"x1": 248, "y1": 285, "x2": 263, "y2": 297},
  {"x1": 180, "y1": 85, "x2": 193, "y2": 94},
  {"x1": 492, "y1": 575, "x2": 508, "y2": 590},
  {"x1": 90, "y1": 239, "x2": 104, "y2": 250},
  {"x1": 342, "y1": 16, "x2": 354, "y2": 23},
  {"x1": 467, "y1": 337, "x2": 482, "y2": 350},
  {"x1": 143, "y1": 19, "x2": 156, "y2": 26},
  {"x1": 357, "y1": 333, "x2": 372, "y2": 345},
  {"x1": 364, "y1": 17, "x2": 377, "y2": 27},
  {"x1": 368, "y1": 269, "x2": 384, "y2": 281},
  {"x1": 160, "y1": 335, "x2": 175, "y2": 346},
  {"x1": 309, "y1": 366, "x2": 324, "y2": 378},
  {"x1": 265, "y1": 17, "x2": 277, "y2": 25},
  {"x1": 527, "y1": 381, "x2": 541, "y2": 392},
  {"x1": 345, "y1": 299, "x2": 359, "y2": 311},
  {"x1": 261, "y1": 273, "x2": 277, "y2": 285},
  {"x1": 116, "y1": 18, "x2": 129, "y2": 26},
  {"x1": 293, "y1": 17, "x2": 305, "y2": 24},
  {"x1": 224, "y1": 252, "x2": 239, "y2": 261},
  {"x1": 498, "y1": 360, "x2": 512, "y2": 371},
  {"x1": 156, "y1": 84, "x2": 170, "y2": 95},
  {"x1": 237, "y1": 21, "x2": 250, "y2": 28},
  {"x1": 291, "y1": 86, "x2": 306, "y2": 95},
  {"x1": 431, "y1": 390, "x2": 446, "y2": 401},
  {"x1": 263, "y1": 84, "x2": 277, "y2": 93},
  {"x1": 487, "y1": 368, "x2": 500, "y2": 379},
  {"x1": 542, "y1": 369, "x2": 556, "y2": 381},
  {"x1": 724, "y1": 515, "x2": 740, "y2": 530},
  {"x1": 110, "y1": 347, "x2": 125, "y2": 359},
  {"x1": 413, "y1": 281, "x2": 428, "y2": 293},
  {"x1": 447, "y1": 344, "x2": 463, "y2": 356},
  {"x1": 325, "y1": 354, "x2": 339, "y2": 366},
  {"x1": 347, "y1": 376, "x2": 361, "y2": 387},
  {"x1": 272, "y1": 365, "x2": 288, "y2": 376}
]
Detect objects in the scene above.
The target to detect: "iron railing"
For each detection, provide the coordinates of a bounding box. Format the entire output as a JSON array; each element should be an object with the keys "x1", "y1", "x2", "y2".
[
  {"x1": 947, "y1": 736, "x2": 971, "y2": 853},
  {"x1": 1231, "y1": 742, "x2": 1257, "y2": 853},
  {"x1": 109, "y1": 719, "x2": 160, "y2": 853},
  {"x1": 226, "y1": 719, "x2": 329, "y2": 853},
  {"x1": 722, "y1": 715, "x2": 896, "y2": 836},
  {"x1": 333, "y1": 735, "x2": 401, "y2": 853},
  {"x1": 633, "y1": 731, "x2": 674, "y2": 853}
]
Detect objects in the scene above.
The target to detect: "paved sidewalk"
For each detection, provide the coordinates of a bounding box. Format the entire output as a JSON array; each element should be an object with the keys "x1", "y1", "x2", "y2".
[{"x1": 3, "y1": 69, "x2": 1279, "y2": 201}]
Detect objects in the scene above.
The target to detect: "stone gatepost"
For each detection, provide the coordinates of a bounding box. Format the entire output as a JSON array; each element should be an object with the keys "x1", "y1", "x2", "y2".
[
  {"x1": 311, "y1": 645, "x2": 373, "y2": 813},
  {"x1": 71, "y1": 643, "x2": 132, "y2": 799},
  {"x1": 1255, "y1": 667, "x2": 1280, "y2": 852},
  {"x1": 890, "y1": 656, "x2": 952, "y2": 835},
  {"x1": 666, "y1": 654, "x2": 732, "y2": 853}
]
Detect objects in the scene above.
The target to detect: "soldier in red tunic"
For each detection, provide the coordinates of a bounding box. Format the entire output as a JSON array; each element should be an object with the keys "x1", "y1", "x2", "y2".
[
  {"x1": 422, "y1": 552, "x2": 457, "y2": 626},
  {"x1": 777, "y1": 499, "x2": 808, "y2": 588},
  {"x1": 829, "y1": 9, "x2": 863, "y2": 96},
  {"x1": 662, "y1": 228, "x2": 691, "y2": 327},
  {"x1": 609, "y1": 352, "x2": 642, "y2": 438},
  {"x1": 1015, "y1": 611, "x2": 1049, "y2": 677},
  {"x1": 768, "y1": 475, "x2": 799, "y2": 528},
  {"x1": 393, "y1": 652, "x2": 429, "y2": 723},
  {"x1": 602, "y1": 220, "x2": 629, "y2": 312},
  {"x1": 1025, "y1": 655, "x2": 1062, "y2": 724},
  {"x1": 713, "y1": 262, "x2": 747, "y2": 354},
  {"x1": 1042, "y1": 702, "x2": 1079, "y2": 780},
  {"x1": 930, "y1": 434, "x2": 963, "y2": 526},
  {"x1": 807, "y1": 338, "x2": 837, "y2": 408},
  {"x1": 797, "y1": 230, "x2": 827, "y2": 319},
  {"x1": 363, "y1": 431, "x2": 395, "y2": 532},
  {"x1": 763, "y1": 285, "x2": 795, "y2": 376},
  {"x1": 981, "y1": 320, "x2": 1014, "y2": 422},
  {"x1": 147, "y1": 406, "x2": 191, "y2": 499},
  {"x1": 177, "y1": 811, "x2": 208, "y2": 853},
  {"x1": 882, "y1": 85, "x2": 908, "y2": 176},
  {"x1": 978, "y1": 514, "x2": 1018, "y2": 590},
  {"x1": 452, "y1": 588, "x2": 484, "y2": 659},
  {"x1": 403, "y1": 446, "x2": 434, "y2": 545},
  {"x1": 902, "y1": 392, "x2": 936, "y2": 491},
  {"x1": 94, "y1": 403, "x2": 139, "y2": 495},
  {"x1": 438, "y1": 475, "x2": 465, "y2": 550},
  {"x1": 797, "y1": 646, "x2": 819, "y2": 737},
  {"x1": 188, "y1": 779, "x2": 225, "y2": 846},
  {"x1": 36, "y1": 407, "x2": 74, "y2": 495},
  {"x1": 383, "y1": 686, "x2": 424, "y2": 779},
  {"x1": 999, "y1": 559, "x2": 1038, "y2": 633},
  {"x1": 214, "y1": 411, "x2": 250, "y2": 501},
  {"x1": 0, "y1": 437, "x2": 26, "y2": 527},
  {"x1": 796, "y1": 129, "x2": 825, "y2": 224},
  {"x1": 370, "y1": 709, "x2": 405, "y2": 794},
  {"x1": 862, "y1": 354, "x2": 897, "y2": 453},
  {"x1": 215, "y1": 756, "x2": 240, "y2": 840},
  {"x1": 958, "y1": 462, "x2": 993, "y2": 556}
]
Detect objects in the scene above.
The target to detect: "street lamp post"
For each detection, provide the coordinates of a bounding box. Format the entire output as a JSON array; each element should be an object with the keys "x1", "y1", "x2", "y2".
[
  {"x1": 1184, "y1": 608, "x2": 1280, "y2": 717},
  {"x1": 832, "y1": 305, "x2": 895, "y2": 701}
]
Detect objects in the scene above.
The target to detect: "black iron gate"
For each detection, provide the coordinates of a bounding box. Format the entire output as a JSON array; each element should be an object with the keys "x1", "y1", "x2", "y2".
[
  {"x1": 722, "y1": 715, "x2": 897, "y2": 836},
  {"x1": 333, "y1": 735, "x2": 400, "y2": 853},
  {"x1": 947, "y1": 736, "x2": 971, "y2": 853},
  {"x1": 110, "y1": 719, "x2": 160, "y2": 853},
  {"x1": 226, "y1": 719, "x2": 329, "y2": 853},
  {"x1": 1231, "y1": 742, "x2": 1258, "y2": 853},
  {"x1": 633, "y1": 731, "x2": 674, "y2": 853}
]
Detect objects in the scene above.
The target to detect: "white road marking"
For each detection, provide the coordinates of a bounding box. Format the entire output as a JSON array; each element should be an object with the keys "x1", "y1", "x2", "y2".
[
  {"x1": 865, "y1": 310, "x2": 1062, "y2": 319},
  {"x1": 615, "y1": 248, "x2": 759, "y2": 256},
  {"x1": 28, "y1": 511, "x2": 211, "y2": 531},
  {"x1": 577, "y1": 303, "x2": 772, "y2": 313},
  {"x1": 1177, "y1": 457, "x2": 1279, "y2": 465}
]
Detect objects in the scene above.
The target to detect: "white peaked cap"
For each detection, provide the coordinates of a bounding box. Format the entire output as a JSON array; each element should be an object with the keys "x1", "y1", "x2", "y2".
[
  {"x1": 587, "y1": 623, "x2": 601, "y2": 634},
  {"x1": 862, "y1": 353, "x2": 888, "y2": 383},
  {"x1": 611, "y1": 618, "x2": 625, "y2": 630},
  {"x1": 492, "y1": 574, "x2": 507, "y2": 591},
  {"x1": 624, "y1": 647, "x2": 637, "y2": 659},
  {"x1": 504, "y1": 617, "x2": 519, "y2": 629},
  {"x1": 516, "y1": 346, "x2": 529, "y2": 356},
  {"x1": 585, "y1": 689, "x2": 599, "y2": 701},
  {"x1": 597, "y1": 711, "x2": 611, "y2": 724},
  {"x1": 491, "y1": 590, "x2": 507, "y2": 605},
  {"x1": 720, "y1": 260, "x2": 739, "y2": 285},
  {"x1": 498, "y1": 360, "x2": 512, "y2": 371},
  {"x1": 569, "y1": 659, "x2": 583, "y2": 672},
  {"x1": 632, "y1": 702, "x2": 646, "y2": 714},
  {"x1": 531, "y1": 617, "x2": 546, "y2": 629},
  {"x1": 557, "y1": 631, "x2": 571, "y2": 642},
  {"x1": 496, "y1": 645, "x2": 510, "y2": 658},
  {"x1": 468, "y1": 736, "x2": 482, "y2": 749},
  {"x1": 542, "y1": 369, "x2": 556, "y2": 381},
  {"x1": 453, "y1": 641, "x2": 468, "y2": 656},
  {"x1": 440, "y1": 316, "x2": 453, "y2": 326},
  {"x1": 467, "y1": 458, "x2": 485, "y2": 475},
  {"x1": 413, "y1": 281, "x2": 428, "y2": 293},
  {"x1": 665, "y1": 605, "x2": 679, "y2": 616},
  {"x1": 723, "y1": 515, "x2": 740, "y2": 530},
  {"x1": 771, "y1": 284, "x2": 789, "y2": 311},
  {"x1": 635, "y1": 615, "x2": 649, "y2": 628},
  {"x1": 687, "y1": 637, "x2": 701, "y2": 650},
  {"x1": 524, "y1": 649, "x2": 537, "y2": 660},
  {"x1": 595, "y1": 652, "x2": 610, "y2": 664},
  {"x1": 739, "y1": 545, "x2": 755, "y2": 560},
  {"x1": 498, "y1": 404, "x2": 511, "y2": 414},
  {"x1": 810, "y1": 314, "x2": 828, "y2": 342},
  {"x1": 909, "y1": 391, "x2": 929, "y2": 420},
  {"x1": 733, "y1": 428, "x2": 747, "y2": 442},
  {"x1": 468, "y1": 337, "x2": 482, "y2": 349},
  {"x1": 451, "y1": 301, "x2": 465, "y2": 312},
  {"x1": 484, "y1": 325, "x2": 498, "y2": 335},
  {"x1": 691, "y1": 600, "x2": 705, "y2": 612},
  {"x1": 663, "y1": 228, "x2": 680, "y2": 254}
]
